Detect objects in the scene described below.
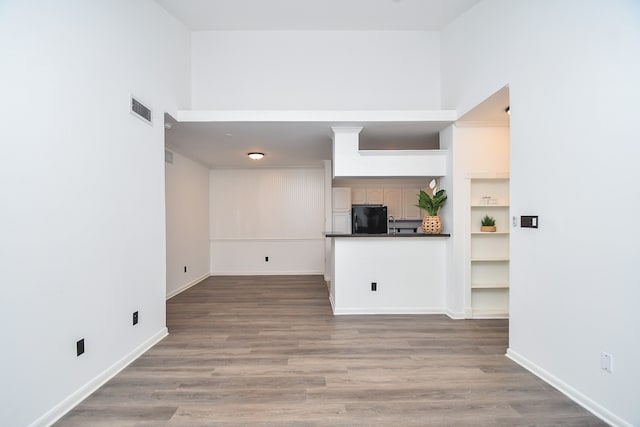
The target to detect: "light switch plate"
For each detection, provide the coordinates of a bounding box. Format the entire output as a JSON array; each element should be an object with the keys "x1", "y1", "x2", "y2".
[{"x1": 521, "y1": 215, "x2": 538, "y2": 228}]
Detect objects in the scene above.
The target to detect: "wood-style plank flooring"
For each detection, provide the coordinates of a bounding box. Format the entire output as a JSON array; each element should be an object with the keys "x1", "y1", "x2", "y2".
[{"x1": 57, "y1": 275, "x2": 606, "y2": 426}]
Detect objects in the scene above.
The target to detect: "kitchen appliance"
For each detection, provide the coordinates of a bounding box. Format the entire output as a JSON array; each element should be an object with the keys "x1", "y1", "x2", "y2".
[{"x1": 352, "y1": 205, "x2": 388, "y2": 234}]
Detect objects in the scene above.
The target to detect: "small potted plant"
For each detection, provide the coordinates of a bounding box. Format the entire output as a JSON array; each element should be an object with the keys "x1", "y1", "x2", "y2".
[
  {"x1": 481, "y1": 215, "x2": 496, "y2": 232},
  {"x1": 416, "y1": 189, "x2": 447, "y2": 234}
]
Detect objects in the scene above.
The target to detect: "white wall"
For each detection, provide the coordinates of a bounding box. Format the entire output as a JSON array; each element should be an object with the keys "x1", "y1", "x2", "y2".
[
  {"x1": 332, "y1": 127, "x2": 448, "y2": 178},
  {"x1": 442, "y1": 1, "x2": 640, "y2": 425},
  {"x1": 438, "y1": 126, "x2": 456, "y2": 317},
  {"x1": 209, "y1": 168, "x2": 325, "y2": 275},
  {"x1": 192, "y1": 30, "x2": 441, "y2": 110},
  {"x1": 0, "y1": 1, "x2": 190, "y2": 426},
  {"x1": 443, "y1": 126, "x2": 509, "y2": 317},
  {"x1": 165, "y1": 150, "x2": 210, "y2": 298},
  {"x1": 332, "y1": 238, "x2": 447, "y2": 314}
]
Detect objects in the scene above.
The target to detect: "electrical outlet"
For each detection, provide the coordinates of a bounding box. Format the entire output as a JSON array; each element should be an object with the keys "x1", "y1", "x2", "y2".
[
  {"x1": 265, "y1": 256, "x2": 269, "y2": 262},
  {"x1": 133, "y1": 311, "x2": 139, "y2": 325},
  {"x1": 601, "y1": 352, "x2": 613, "y2": 373},
  {"x1": 76, "y1": 339, "x2": 85, "y2": 356},
  {"x1": 371, "y1": 282, "x2": 377, "y2": 291}
]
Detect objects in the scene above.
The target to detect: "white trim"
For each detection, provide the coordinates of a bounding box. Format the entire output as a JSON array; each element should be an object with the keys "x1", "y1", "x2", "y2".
[
  {"x1": 166, "y1": 273, "x2": 210, "y2": 300},
  {"x1": 455, "y1": 120, "x2": 509, "y2": 128},
  {"x1": 506, "y1": 348, "x2": 631, "y2": 427},
  {"x1": 329, "y1": 294, "x2": 336, "y2": 313},
  {"x1": 332, "y1": 307, "x2": 444, "y2": 315},
  {"x1": 464, "y1": 172, "x2": 510, "y2": 179},
  {"x1": 445, "y1": 309, "x2": 465, "y2": 319},
  {"x1": 210, "y1": 270, "x2": 324, "y2": 276},
  {"x1": 30, "y1": 328, "x2": 168, "y2": 427},
  {"x1": 471, "y1": 313, "x2": 509, "y2": 319},
  {"x1": 358, "y1": 149, "x2": 448, "y2": 157},
  {"x1": 177, "y1": 109, "x2": 457, "y2": 123},
  {"x1": 210, "y1": 237, "x2": 324, "y2": 242}
]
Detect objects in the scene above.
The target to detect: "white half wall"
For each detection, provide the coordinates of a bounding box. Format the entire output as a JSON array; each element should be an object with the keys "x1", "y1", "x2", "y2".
[
  {"x1": 332, "y1": 127, "x2": 448, "y2": 178},
  {"x1": 209, "y1": 168, "x2": 325, "y2": 275},
  {"x1": 0, "y1": 1, "x2": 190, "y2": 426},
  {"x1": 191, "y1": 30, "x2": 441, "y2": 110},
  {"x1": 331, "y1": 237, "x2": 446, "y2": 314},
  {"x1": 165, "y1": 150, "x2": 210, "y2": 298},
  {"x1": 442, "y1": 1, "x2": 640, "y2": 425}
]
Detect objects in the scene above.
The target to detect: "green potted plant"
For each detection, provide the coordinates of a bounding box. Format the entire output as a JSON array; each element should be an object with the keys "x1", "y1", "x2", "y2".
[
  {"x1": 416, "y1": 189, "x2": 447, "y2": 234},
  {"x1": 481, "y1": 215, "x2": 496, "y2": 232}
]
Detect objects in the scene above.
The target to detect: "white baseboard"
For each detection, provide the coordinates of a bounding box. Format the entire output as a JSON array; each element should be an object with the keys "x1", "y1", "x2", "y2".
[
  {"x1": 333, "y1": 307, "x2": 445, "y2": 315},
  {"x1": 445, "y1": 309, "x2": 466, "y2": 319},
  {"x1": 31, "y1": 328, "x2": 168, "y2": 427},
  {"x1": 467, "y1": 307, "x2": 508, "y2": 319},
  {"x1": 464, "y1": 307, "x2": 473, "y2": 318},
  {"x1": 329, "y1": 294, "x2": 335, "y2": 313},
  {"x1": 209, "y1": 270, "x2": 324, "y2": 276},
  {"x1": 506, "y1": 348, "x2": 631, "y2": 427},
  {"x1": 166, "y1": 273, "x2": 210, "y2": 300}
]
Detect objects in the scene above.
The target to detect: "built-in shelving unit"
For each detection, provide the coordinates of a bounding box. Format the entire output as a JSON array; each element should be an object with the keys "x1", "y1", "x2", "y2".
[{"x1": 467, "y1": 177, "x2": 510, "y2": 318}]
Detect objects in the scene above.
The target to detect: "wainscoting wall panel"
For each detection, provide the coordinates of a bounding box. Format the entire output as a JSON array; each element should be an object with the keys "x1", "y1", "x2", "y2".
[
  {"x1": 210, "y1": 239, "x2": 324, "y2": 275},
  {"x1": 209, "y1": 168, "x2": 325, "y2": 275}
]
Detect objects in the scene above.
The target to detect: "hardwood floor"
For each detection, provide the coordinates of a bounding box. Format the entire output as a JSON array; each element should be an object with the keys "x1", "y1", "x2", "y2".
[{"x1": 56, "y1": 275, "x2": 606, "y2": 426}]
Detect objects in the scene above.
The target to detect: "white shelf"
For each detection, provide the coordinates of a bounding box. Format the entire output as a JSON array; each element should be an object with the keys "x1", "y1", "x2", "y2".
[
  {"x1": 471, "y1": 283, "x2": 509, "y2": 289},
  {"x1": 468, "y1": 176, "x2": 510, "y2": 319},
  {"x1": 471, "y1": 231, "x2": 510, "y2": 235},
  {"x1": 470, "y1": 309, "x2": 509, "y2": 319}
]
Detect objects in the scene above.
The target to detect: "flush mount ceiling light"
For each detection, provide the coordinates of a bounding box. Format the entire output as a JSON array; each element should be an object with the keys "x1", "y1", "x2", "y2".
[{"x1": 248, "y1": 152, "x2": 265, "y2": 160}]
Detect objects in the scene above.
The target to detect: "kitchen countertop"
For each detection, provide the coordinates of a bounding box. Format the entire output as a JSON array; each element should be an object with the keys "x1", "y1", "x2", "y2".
[{"x1": 324, "y1": 233, "x2": 450, "y2": 238}]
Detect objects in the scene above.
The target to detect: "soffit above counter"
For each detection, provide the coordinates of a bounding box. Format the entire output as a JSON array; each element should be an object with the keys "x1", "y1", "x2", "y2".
[{"x1": 166, "y1": 110, "x2": 456, "y2": 169}]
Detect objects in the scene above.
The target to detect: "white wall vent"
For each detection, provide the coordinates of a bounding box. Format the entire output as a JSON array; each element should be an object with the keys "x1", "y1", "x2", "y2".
[
  {"x1": 165, "y1": 150, "x2": 174, "y2": 164},
  {"x1": 130, "y1": 95, "x2": 152, "y2": 125}
]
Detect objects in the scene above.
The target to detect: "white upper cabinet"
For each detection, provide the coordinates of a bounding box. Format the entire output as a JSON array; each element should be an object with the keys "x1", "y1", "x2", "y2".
[
  {"x1": 351, "y1": 188, "x2": 367, "y2": 205},
  {"x1": 402, "y1": 188, "x2": 422, "y2": 220},
  {"x1": 384, "y1": 189, "x2": 403, "y2": 218},
  {"x1": 332, "y1": 188, "x2": 351, "y2": 212},
  {"x1": 348, "y1": 186, "x2": 424, "y2": 219},
  {"x1": 351, "y1": 188, "x2": 384, "y2": 205},
  {"x1": 366, "y1": 188, "x2": 384, "y2": 205}
]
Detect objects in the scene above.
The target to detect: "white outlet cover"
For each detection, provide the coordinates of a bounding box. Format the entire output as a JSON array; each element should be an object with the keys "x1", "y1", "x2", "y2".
[{"x1": 601, "y1": 352, "x2": 613, "y2": 373}]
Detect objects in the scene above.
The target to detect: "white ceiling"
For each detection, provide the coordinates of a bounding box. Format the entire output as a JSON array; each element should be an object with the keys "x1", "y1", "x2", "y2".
[
  {"x1": 154, "y1": 0, "x2": 482, "y2": 31},
  {"x1": 458, "y1": 86, "x2": 510, "y2": 125},
  {"x1": 165, "y1": 120, "x2": 450, "y2": 168}
]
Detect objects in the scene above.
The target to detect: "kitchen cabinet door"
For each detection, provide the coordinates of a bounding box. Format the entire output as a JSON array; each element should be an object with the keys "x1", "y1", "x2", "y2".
[
  {"x1": 332, "y1": 212, "x2": 351, "y2": 234},
  {"x1": 402, "y1": 188, "x2": 422, "y2": 220},
  {"x1": 366, "y1": 188, "x2": 384, "y2": 205},
  {"x1": 351, "y1": 188, "x2": 367, "y2": 205},
  {"x1": 384, "y1": 189, "x2": 402, "y2": 218},
  {"x1": 332, "y1": 188, "x2": 351, "y2": 211}
]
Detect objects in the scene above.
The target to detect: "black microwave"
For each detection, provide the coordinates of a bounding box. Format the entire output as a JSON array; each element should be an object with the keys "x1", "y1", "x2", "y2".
[{"x1": 352, "y1": 205, "x2": 388, "y2": 234}]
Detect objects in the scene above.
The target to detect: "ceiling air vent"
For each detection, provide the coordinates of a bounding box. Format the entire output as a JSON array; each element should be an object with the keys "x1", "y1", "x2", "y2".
[{"x1": 130, "y1": 95, "x2": 152, "y2": 125}]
